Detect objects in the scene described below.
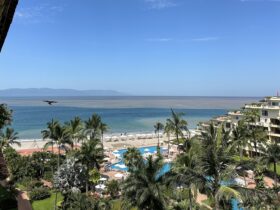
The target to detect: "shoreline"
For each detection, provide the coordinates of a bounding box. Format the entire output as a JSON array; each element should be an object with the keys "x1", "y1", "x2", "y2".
[{"x1": 12, "y1": 130, "x2": 198, "y2": 154}]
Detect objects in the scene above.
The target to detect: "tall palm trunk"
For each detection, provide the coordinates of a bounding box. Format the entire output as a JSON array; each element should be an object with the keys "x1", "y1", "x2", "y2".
[
  {"x1": 101, "y1": 132, "x2": 104, "y2": 154},
  {"x1": 239, "y1": 146, "x2": 243, "y2": 161},
  {"x1": 214, "y1": 176, "x2": 220, "y2": 210},
  {"x1": 176, "y1": 131, "x2": 179, "y2": 145},
  {"x1": 54, "y1": 143, "x2": 61, "y2": 210},
  {"x1": 86, "y1": 164, "x2": 89, "y2": 195},
  {"x1": 189, "y1": 188, "x2": 193, "y2": 210},
  {"x1": 157, "y1": 131, "x2": 160, "y2": 148},
  {"x1": 274, "y1": 161, "x2": 278, "y2": 186},
  {"x1": 167, "y1": 134, "x2": 170, "y2": 157}
]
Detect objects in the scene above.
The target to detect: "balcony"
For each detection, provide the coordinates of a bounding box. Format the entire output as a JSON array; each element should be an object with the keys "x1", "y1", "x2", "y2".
[
  {"x1": 268, "y1": 132, "x2": 280, "y2": 138},
  {"x1": 245, "y1": 104, "x2": 280, "y2": 110}
]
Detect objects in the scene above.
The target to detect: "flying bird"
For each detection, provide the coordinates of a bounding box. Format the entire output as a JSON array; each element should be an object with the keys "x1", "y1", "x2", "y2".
[{"x1": 43, "y1": 100, "x2": 57, "y2": 105}]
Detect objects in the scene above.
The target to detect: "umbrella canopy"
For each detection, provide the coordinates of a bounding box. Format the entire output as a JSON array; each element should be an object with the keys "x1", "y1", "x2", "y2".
[
  {"x1": 95, "y1": 184, "x2": 106, "y2": 190},
  {"x1": 234, "y1": 178, "x2": 246, "y2": 187},
  {"x1": 114, "y1": 173, "x2": 124, "y2": 178}
]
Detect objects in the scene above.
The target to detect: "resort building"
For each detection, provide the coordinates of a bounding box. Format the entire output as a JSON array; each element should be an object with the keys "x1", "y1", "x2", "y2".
[
  {"x1": 244, "y1": 96, "x2": 280, "y2": 143},
  {"x1": 197, "y1": 96, "x2": 280, "y2": 144}
]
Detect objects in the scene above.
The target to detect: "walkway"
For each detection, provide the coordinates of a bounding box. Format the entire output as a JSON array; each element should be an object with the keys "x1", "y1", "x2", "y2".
[{"x1": 17, "y1": 190, "x2": 32, "y2": 210}]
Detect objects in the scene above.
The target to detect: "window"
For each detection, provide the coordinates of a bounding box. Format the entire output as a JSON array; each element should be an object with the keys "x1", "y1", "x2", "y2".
[
  {"x1": 262, "y1": 110, "x2": 268, "y2": 117},
  {"x1": 226, "y1": 123, "x2": 231, "y2": 128}
]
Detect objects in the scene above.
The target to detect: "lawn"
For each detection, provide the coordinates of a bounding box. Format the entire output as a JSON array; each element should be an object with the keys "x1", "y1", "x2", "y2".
[
  {"x1": 268, "y1": 163, "x2": 280, "y2": 176},
  {"x1": 31, "y1": 192, "x2": 63, "y2": 210},
  {"x1": 111, "y1": 200, "x2": 137, "y2": 210}
]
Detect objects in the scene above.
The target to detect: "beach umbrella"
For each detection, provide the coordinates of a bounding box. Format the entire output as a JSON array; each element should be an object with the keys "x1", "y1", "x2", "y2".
[
  {"x1": 234, "y1": 178, "x2": 246, "y2": 187},
  {"x1": 114, "y1": 173, "x2": 124, "y2": 178},
  {"x1": 118, "y1": 164, "x2": 126, "y2": 169},
  {"x1": 104, "y1": 157, "x2": 110, "y2": 161},
  {"x1": 164, "y1": 158, "x2": 172, "y2": 163},
  {"x1": 95, "y1": 184, "x2": 106, "y2": 190},
  {"x1": 99, "y1": 177, "x2": 107, "y2": 181}
]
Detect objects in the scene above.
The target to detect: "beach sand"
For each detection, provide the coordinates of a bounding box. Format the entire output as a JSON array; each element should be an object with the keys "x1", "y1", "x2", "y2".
[{"x1": 12, "y1": 134, "x2": 172, "y2": 155}]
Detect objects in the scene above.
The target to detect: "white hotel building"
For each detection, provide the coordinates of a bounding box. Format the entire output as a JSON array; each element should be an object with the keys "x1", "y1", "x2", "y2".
[{"x1": 197, "y1": 96, "x2": 280, "y2": 144}]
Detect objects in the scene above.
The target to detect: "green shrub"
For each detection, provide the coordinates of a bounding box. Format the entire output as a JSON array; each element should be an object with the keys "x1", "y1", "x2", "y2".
[
  {"x1": 29, "y1": 187, "x2": 51, "y2": 201},
  {"x1": 27, "y1": 180, "x2": 44, "y2": 191},
  {"x1": 43, "y1": 171, "x2": 53, "y2": 182},
  {"x1": 0, "y1": 186, "x2": 17, "y2": 210}
]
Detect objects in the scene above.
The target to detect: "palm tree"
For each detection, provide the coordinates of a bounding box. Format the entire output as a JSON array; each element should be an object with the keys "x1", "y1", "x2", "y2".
[
  {"x1": 167, "y1": 138, "x2": 202, "y2": 210},
  {"x1": 244, "y1": 110, "x2": 267, "y2": 156},
  {"x1": 0, "y1": 127, "x2": 20, "y2": 152},
  {"x1": 84, "y1": 114, "x2": 102, "y2": 139},
  {"x1": 78, "y1": 139, "x2": 104, "y2": 194},
  {"x1": 123, "y1": 147, "x2": 142, "y2": 172},
  {"x1": 0, "y1": 104, "x2": 12, "y2": 130},
  {"x1": 249, "y1": 127, "x2": 267, "y2": 157},
  {"x1": 260, "y1": 143, "x2": 280, "y2": 186},
  {"x1": 186, "y1": 124, "x2": 242, "y2": 209},
  {"x1": 164, "y1": 121, "x2": 172, "y2": 157},
  {"x1": 42, "y1": 119, "x2": 59, "y2": 153},
  {"x1": 100, "y1": 122, "x2": 108, "y2": 146},
  {"x1": 154, "y1": 122, "x2": 164, "y2": 148},
  {"x1": 167, "y1": 109, "x2": 188, "y2": 145},
  {"x1": 52, "y1": 123, "x2": 71, "y2": 210},
  {"x1": 122, "y1": 155, "x2": 167, "y2": 210},
  {"x1": 67, "y1": 116, "x2": 84, "y2": 150},
  {"x1": 232, "y1": 120, "x2": 248, "y2": 160}
]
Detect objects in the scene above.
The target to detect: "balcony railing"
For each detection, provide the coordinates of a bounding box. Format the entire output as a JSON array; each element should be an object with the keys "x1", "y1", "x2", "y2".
[{"x1": 245, "y1": 104, "x2": 280, "y2": 110}]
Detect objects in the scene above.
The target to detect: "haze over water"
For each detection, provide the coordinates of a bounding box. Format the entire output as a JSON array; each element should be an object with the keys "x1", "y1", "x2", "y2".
[{"x1": 0, "y1": 96, "x2": 260, "y2": 139}]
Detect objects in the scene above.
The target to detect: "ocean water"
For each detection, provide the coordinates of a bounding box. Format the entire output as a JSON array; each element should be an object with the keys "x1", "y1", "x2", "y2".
[{"x1": 0, "y1": 96, "x2": 259, "y2": 139}]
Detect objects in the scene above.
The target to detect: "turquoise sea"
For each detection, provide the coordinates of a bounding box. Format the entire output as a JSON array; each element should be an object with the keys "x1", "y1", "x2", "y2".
[{"x1": 0, "y1": 96, "x2": 260, "y2": 139}]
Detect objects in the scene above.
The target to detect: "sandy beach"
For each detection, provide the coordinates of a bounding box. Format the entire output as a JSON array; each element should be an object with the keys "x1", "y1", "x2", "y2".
[{"x1": 11, "y1": 132, "x2": 182, "y2": 155}]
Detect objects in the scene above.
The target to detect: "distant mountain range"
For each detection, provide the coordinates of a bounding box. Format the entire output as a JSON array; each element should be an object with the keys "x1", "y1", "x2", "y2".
[{"x1": 0, "y1": 88, "x2": 126, "y2": 97}]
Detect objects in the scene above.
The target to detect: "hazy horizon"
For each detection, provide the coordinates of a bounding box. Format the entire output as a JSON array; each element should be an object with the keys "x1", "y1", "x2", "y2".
[{"x1": 0, "y1": 88, "x2": 274, "y2": 97}]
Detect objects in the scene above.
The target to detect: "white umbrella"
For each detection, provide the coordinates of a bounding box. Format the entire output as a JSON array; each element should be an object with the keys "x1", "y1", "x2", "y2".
[
  {"x1": 113, "y1": 150, "x2": 119, "y2": 153},
  {"x1": 144, "y1": 148, "x2": 150, "y2": 152},
  {"x1": 114, "y1": 173, "x2": 124, "y2": 178},
  {"x1": 95, "y1": 184, "x2": 106, "y2": 190},
  {"x1": 234, "y1": 178, "x2": 246, "y2": 187},
  {"x1": 104, "y1": 157, "x2": 110, "y2": 161},
  {"x1": 118, "y1": 164, "x2": 126, "y2": 169},
  {"x1": 99, "y1": 177, "x2": 107, "y2": 181},
  {"x1": 164, "y1": 158, "x2": 172, "y2": 163}
]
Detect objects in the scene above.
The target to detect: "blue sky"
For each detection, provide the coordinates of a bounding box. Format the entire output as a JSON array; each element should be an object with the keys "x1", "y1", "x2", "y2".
[{"x1": 0, "y1": 0, "x2": 280, "y2": 96}]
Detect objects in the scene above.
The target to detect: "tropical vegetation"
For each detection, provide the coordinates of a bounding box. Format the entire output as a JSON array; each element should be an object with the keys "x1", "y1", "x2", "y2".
[{"x1": 1, "y1": 104, "x2": 280, "y2": 210}]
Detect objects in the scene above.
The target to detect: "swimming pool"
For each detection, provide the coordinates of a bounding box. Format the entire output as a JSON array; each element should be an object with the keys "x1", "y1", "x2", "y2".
[
  {"x1": 111, "y1": 146, "x2": 170, "y2": 172},
  {"x1": 111, "y1": 146, "x2": 242, "y2": 210}
]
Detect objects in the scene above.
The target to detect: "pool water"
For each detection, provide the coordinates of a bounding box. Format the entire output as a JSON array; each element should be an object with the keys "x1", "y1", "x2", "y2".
[{"x1": 111, "y1": 146, "x2": 170, "y2": 172}]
